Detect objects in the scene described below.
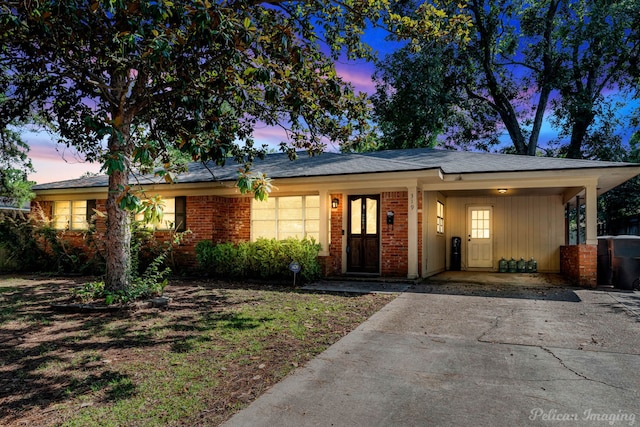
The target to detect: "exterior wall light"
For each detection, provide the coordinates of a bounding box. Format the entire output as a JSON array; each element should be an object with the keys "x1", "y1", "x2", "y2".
[
  {"x1": 498, "y1": 189, "x2": 508, "y2": 194},
  {"x1": 331, "y1": 198, "x2": 339, "y2": 209}
]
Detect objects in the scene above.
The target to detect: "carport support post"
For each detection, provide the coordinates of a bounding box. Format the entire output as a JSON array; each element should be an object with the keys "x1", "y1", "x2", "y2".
[
  {"x1": 584, "y1": 183, "x2": 598, "y2": 245},
  {"x1": 575, "y1": 196, "x2": 581, "y2": 244},
  {"x1": 407, "y1": 186, "x2": 419, "y2": 279}
]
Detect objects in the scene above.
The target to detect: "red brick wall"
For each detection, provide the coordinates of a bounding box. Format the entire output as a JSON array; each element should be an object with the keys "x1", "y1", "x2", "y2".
[
  {"x1": 30, "y1": 196, "x2": 253, "y2": 270},
  {"x1": 321, "y1": 192, "x2": 421, "y2": 278},
  {"x1": 225, "y1": 197, "x2": 251, "y2": 243},
  {"x1": 186, "y1": 196, "x2": 217, "y2": 242},
  {"x1": 93, "y1": 200, "x2": 107, "y2": 234},
  {"x1": 32, "y1": 192, "x2": 423, "y2": 278},
  {"x1": 322, "y1": 193, "x2": 343, "y2": 276},
  {"x1": 30, "y1": 200, "x2": 108, "y2": 264},
  {"x1": 381, "y1": 191, "x2": 408, "y2": 277},
  {"x1": 31, "y1": 200, "x2": 52, "y2": 223},
  {"x1": 560, "y1": 244, "x2": 597, "y2": 288},
  {"x1": 172, "y1": 195, "x2": 251, "y2": 267}
]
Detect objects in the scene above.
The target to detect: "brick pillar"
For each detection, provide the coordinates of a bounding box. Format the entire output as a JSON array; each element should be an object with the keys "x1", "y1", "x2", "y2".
[
  {"x1": 560, "y1": 244, "x2": 597, "y2": 288},
  {"x1": 381, "y1": 191, "x2": 408, "y2": 277},
  {"x1": 322, "y1": 193, "x2": 343, "y2": 276}
]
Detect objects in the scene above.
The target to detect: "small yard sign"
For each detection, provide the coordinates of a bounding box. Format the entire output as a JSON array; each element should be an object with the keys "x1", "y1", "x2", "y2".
[{"x1": 289, "y1": 261, "x2": 301, "y2": 285}]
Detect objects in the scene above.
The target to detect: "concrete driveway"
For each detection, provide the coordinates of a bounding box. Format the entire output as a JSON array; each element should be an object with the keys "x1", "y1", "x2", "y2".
[{"x1": 224, "y1": 279, "x2": 640, "y2": 427}]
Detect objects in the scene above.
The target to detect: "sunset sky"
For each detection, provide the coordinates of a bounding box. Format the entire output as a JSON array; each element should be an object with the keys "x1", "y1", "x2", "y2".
[
  {"x1": 24, "y1": 23, "x2": 639, "y2": 185},
  {"x1": 26, "y1": 57, "x2": 380, "y2": 185}
]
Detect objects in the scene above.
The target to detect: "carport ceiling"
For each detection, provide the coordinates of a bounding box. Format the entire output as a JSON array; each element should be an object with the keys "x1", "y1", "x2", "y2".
[{"x1": 440, "y1": 186, "x2": 582, "y2": 198}]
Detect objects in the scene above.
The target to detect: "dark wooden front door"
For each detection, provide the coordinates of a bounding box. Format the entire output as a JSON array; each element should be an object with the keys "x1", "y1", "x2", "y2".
[{"x1": 347, "y1": 195, "x2": 380, "y2": 273}]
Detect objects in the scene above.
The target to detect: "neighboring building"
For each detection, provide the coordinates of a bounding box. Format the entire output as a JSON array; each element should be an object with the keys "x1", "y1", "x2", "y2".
[
  {"x1": 31, "y1": 148, "x2": 640, "y2": 287},
  {"x1": 599, "y1": 213, "x2": 640, "y2": 236},
  {"x1": 0, "y1": 197, "x2": 30, "y2": 213}
]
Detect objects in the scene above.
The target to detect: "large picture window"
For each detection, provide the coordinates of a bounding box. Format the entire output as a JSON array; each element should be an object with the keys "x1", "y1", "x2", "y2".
[
  {"x1": 251, "y1": 195, "x2": 319, "y2": 241},
  {"x1": 53, "y1": 200, "x2": 96, "y2": 230}
]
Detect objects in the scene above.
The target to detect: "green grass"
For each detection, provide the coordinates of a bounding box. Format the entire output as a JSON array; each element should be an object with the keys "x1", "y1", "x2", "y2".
[{"x1": 0, "y1": 276, "x2": 396, "y2": 426}]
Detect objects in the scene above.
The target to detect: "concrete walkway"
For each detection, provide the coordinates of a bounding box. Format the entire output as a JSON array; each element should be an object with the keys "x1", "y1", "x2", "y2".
[{"x1": 224, "y1": 279, "x2": 640, "y2": 427}]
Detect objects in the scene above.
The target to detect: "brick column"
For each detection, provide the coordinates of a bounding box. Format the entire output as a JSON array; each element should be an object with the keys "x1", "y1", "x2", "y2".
[
  {"x1": 560, "y1": 244, "x2": 597, "y2": 288},
  {"x1": 321, "y1": 193, "x2": 343, "y2": 276},
  {"x1": 407, "y1": 186, "x2": 419, "y2": 279},
  {"x1": 381, "y1": 191, "x2": 408, "y2": 277}
]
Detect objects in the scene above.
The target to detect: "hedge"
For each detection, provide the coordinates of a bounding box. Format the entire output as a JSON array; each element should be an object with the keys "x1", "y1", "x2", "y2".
[{"x1": 195, "y1": 238, "x2": 321, "y2": 282}]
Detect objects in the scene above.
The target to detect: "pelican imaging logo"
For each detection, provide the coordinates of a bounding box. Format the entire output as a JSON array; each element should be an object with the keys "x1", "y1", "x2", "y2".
[{"x1": 529, "y1": 408, "x2": 636, "y2": 425}]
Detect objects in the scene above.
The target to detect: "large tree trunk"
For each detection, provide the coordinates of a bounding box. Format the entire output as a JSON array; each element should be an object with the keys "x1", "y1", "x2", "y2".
[
  {"x1": 104, "y1": 125, "x2": 133, "y2": 293},
  {"x1": 528, "y1": 0, "x2": 560, "y2": 156},
  {"x1": 566, "y1": 110, "x2": 594, "y2": 159},
  {"x1": 528, "y1": 86, "x2": 552, "y2": 156},
  {"x1": 469, "y1": 0, "x2": 529, "y2": 155},
  {"x1": 498, "y1": 106, "x2": 528, "y2": 155}
]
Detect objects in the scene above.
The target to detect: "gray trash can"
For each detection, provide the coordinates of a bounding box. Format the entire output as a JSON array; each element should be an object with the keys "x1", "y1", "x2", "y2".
[
  {"x1": 608, "y1": 236, "x2": 640, "y2": 290},
  {"x1": 597, "y1": 237, "x2": 613, "y2": 285},
  {"x1": 613, "y1": 256, "x2": 640, "y2": 290}
]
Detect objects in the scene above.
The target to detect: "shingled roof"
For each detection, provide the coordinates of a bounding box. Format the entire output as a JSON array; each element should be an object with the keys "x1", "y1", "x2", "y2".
[
  {"x1": 0, "y1": 197, "x2": 30, "y2": 212},
  {"x1": 33, "y1": 148, "x2": 639, "y2": 190}
]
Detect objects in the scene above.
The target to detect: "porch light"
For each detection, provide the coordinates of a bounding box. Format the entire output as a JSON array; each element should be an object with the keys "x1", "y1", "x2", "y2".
[
  {"x1": 331, "y1": 198, "x2": 339, "y2": 209},
  {"x1": 497, "y1": 189, "x2": 508, "y2": 194}
]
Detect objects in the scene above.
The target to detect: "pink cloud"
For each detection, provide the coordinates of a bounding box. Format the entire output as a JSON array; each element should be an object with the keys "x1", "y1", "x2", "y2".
[
  {"x1": 25, "y1": 59, "x2": 380, "y2": 185},
  {"x1": 30, "y1": 159, "x2": 102, "y2": 185},
  {"x1": 335, "y1": 62, "x2": 377, "y2": 95},
  {"x1": 22, "y1": 130, "x2": 101, "y2": 184},
  {"x1": 252, "y1": 125, "x2": 289, "y2": 148}
]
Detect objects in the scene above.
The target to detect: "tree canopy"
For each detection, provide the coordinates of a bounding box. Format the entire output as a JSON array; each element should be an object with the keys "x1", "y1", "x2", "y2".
[
  {"x1": 370, "y1": 0, "x2": 640, "y2": 158},
  {"x1": 0, "y1": 0, "x2": 468, "y2": 292},
  {"x1": 0, "y1": 86, "x2": 34, "y2": 206},
  {"x1": 0, "y1": 124, "x2": 34, "y2": 207},
  {"x1": 370, "y1": 43, "x2": 455, "y2": 150}
]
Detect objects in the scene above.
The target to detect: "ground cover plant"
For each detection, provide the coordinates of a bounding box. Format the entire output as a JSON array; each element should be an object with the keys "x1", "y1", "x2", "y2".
[{"x1": 0, "y1": 275, "x2": 395, "y2": 426}]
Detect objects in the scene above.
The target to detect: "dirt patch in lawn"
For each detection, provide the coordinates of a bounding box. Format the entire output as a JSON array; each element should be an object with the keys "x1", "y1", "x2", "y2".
[{"x1": 0, "y1": 275, "x2": 395, "y2": 426}]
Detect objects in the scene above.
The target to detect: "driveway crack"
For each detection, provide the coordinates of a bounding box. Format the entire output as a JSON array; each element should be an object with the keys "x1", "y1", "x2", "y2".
[
  {"x1": 477, "y1": 315, "x2": 500, "y2": 343},
  {"x1": 540, "y1": 346, "x2": 631, "y2": 391},
  {"x1": 477, "y1": 308, "x2": 516, "y2": 343}
]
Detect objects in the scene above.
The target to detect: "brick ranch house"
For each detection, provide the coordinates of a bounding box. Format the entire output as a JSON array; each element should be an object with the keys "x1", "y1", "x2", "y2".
[{"x1": 32, "y1": 148, "x2": 640, "y2": 287}]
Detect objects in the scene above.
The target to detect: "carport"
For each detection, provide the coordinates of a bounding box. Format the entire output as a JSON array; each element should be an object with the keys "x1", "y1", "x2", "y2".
[{"x1": 426, "y1": 271, "x2": 571, "y2": 287}]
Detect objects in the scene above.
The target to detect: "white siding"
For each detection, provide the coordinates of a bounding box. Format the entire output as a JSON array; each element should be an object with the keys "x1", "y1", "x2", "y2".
[{"x1": 423, "y1": 192, "x2": 447, "y2": 276}]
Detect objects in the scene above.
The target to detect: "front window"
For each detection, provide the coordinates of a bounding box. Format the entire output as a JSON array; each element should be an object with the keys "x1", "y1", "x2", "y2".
[
  {"x1": 135, "y1": 197, "x2": 185, "y2": 230},
  {"x1": 53, "y1": 200, "x2": 95, "y2": 230},
  {"x1": 251, "y1": 195, "x2": 319, "y2": 241}
]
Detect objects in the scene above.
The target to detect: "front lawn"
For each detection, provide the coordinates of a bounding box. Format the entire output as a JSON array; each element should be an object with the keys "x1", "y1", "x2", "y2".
[{"x1": 0, "y1": 276, "x2": 395, "y2": 426}]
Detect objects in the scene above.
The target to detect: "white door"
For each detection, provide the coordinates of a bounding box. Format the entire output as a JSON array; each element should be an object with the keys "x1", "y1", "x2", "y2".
[{"x1": 467, "y1": 206, "x2": 493, "y2": 268}]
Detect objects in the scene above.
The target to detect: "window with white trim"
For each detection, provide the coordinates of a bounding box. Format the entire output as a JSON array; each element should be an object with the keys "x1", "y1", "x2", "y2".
[
  {"x1": 251, "y1": 195, "x2": 319, "y2": 241},
  {"x1": 134, "y1": 197, "x2": 186, "y2": 230},
  {"x1": 436, "y1": 201, "x2": 445, "y2": 234},
  {"x1": 471, "y1": 208, "x2": 491, "y2": 238},
  {"x1": 53, "y1": 200, "x2": 96, "y2": 230}
]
